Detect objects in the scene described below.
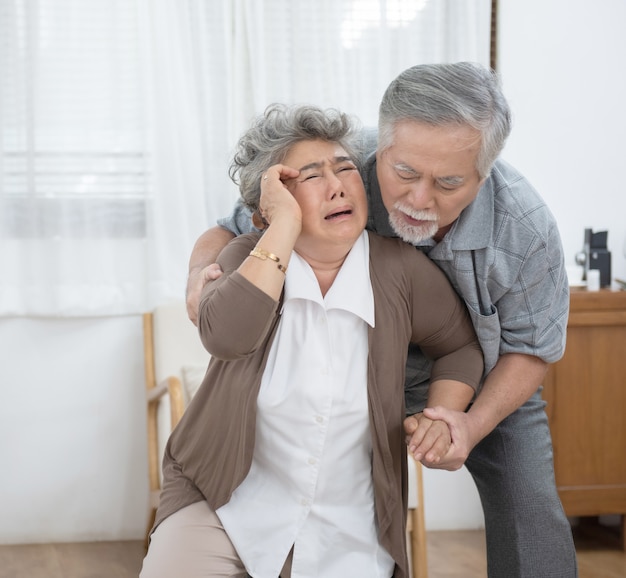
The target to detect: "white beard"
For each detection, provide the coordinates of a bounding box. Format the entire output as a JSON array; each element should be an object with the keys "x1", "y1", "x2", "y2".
[{"x1": 387, "y1": 202, "x2": 439, "y2": 244}]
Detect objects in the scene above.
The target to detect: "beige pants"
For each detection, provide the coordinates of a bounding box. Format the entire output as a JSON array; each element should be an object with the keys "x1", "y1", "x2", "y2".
[{"x1": 140, "y1": 501, "x2": 293, "y2": 578}]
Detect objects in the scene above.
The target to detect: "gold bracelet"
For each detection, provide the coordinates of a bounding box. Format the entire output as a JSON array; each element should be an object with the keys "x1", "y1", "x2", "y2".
[{"x1": 249, "y1": 247, "x2": 287, "y2": 274}]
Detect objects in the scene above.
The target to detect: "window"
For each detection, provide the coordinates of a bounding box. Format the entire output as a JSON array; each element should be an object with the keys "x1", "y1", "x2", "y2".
[
  {"x1": 0, "y1": 0, "x2": 492, "y2": 316},
  {"x1": 0, "y1": 0, "x2": 146, "y2": 239}
]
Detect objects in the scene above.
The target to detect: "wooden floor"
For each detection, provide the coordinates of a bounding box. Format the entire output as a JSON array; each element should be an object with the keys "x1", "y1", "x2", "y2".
[
  {"x1": 426, "y1": 520, "x2": 626, "y2": 578},
  {"x1": 1, "y1": 522, "x2": 625, "y2": 578}
]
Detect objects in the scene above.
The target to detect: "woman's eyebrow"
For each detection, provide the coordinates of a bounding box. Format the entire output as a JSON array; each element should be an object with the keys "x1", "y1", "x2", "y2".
[
  {"x1": 298, "y1": 161, "x2": 323, "y2": 172},
  {"x1": 298, "y1": 156, "x2": 353, "y2": 172}
]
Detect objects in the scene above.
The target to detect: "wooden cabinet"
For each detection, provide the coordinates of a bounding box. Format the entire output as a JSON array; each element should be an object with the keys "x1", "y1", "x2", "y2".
[{"x1": 543, "y1": 288, "x2": 626, "y2": 548}]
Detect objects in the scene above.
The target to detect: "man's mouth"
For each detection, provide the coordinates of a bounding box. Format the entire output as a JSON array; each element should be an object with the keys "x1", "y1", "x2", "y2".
[
  {"x1": 403, "y1": 214, "x2": 432, "y2": 226},
  {"x1": 396, "y1": 204, "x2": 437, "y2": 227}
]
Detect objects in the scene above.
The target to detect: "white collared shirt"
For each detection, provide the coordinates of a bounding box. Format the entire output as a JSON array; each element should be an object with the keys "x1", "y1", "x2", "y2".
[{"x1": 217, "y1": 231, "x2": 394, "y2": 578}]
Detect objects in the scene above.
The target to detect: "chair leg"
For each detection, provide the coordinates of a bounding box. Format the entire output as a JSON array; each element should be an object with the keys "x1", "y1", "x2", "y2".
[
  {"x1": 410, "y1": 459, "x2": 428, "y2": 578},
  {"x1": 144, "y1": 507, "x2": 156, "y2": 552}
]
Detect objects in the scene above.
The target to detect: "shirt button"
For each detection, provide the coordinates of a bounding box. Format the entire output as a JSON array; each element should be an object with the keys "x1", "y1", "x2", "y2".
[
  {"x1": 308, "y1": 457, "x2": 317, "y2": 465},
  {"x1": 315, "y1": 416, "x2": 324, "y2": 423},
  {"x1": 301, "y1": 498, "x2": 310, "y2": 506}
]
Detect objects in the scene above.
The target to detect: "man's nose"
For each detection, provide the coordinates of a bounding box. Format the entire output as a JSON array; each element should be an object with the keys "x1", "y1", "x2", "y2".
[{"x1": 406, "y1": 181, "x2": 434, "y2": 208}]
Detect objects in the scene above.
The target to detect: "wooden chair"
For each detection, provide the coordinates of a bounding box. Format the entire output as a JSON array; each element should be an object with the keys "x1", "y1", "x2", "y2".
[
  {"x1": 407, "y1": 454, "x2": 428, "y2": 577},
  {"x1": 143, "y1": 302, "x2": 210, "y2": 548},
  {"x1": 142, "y1": 302, "x2": 428, "y2": 576}
]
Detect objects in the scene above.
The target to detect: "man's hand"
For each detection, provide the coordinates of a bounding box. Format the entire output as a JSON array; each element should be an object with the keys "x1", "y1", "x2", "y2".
[
  {"x1": 186, "y1": 263, "x2": 223, "y2": 325},
  {"x1": 185, "y1": 226, "x2": 235, "y2": 325}
]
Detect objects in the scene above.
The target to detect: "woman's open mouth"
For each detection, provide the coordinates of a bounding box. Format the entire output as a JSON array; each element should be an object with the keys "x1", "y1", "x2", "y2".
[{"x1": 325, "y1": 208, "x2": 353, "y2": 220}]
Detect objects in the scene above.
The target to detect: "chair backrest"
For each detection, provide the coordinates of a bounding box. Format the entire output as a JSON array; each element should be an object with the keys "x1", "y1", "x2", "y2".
[
  {"x1": 144, "y1": 302, "x2": 211, "y2": 494},
  {"x1": 143, "y1": 302, "x2": 211, "y2": 547}
]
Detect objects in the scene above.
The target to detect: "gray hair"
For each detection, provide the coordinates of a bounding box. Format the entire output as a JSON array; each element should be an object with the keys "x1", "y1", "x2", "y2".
[
  {"x1": 229, "y1": 103, "x2": 362, "y2": 211},
  {"x1": 378, "y1": 62, "x2": 512, "y2": 179}
]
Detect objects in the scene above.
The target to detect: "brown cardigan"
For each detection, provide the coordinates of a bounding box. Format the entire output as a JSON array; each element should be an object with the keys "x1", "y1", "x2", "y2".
[{"x1": 155, "y1": 231, "x2": 483, "y2": 578}]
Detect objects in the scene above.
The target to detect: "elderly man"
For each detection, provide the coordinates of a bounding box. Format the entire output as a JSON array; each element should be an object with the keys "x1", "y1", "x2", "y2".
[{"x1": 185, "y1": 62, "x2": 577, "y2": 577}]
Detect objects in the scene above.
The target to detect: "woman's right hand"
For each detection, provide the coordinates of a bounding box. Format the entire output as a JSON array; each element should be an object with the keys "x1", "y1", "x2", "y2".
[{"x1": 259, "y1": 164, "x2": 302, "y2": 232}]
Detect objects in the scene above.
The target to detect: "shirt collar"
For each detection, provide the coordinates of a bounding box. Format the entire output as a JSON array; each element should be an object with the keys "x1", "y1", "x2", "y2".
[
  {"x1": 445, "y1": 176, "x2": 494, "y2": 250},
  {"x1": 284, "y1": 231, "x2": 375, "y2": 327}
]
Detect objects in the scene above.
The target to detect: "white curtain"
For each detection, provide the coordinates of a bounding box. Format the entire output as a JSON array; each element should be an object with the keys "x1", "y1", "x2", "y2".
[{"x1": 0, "y1": 0, "x2": 491, "y2": 317}]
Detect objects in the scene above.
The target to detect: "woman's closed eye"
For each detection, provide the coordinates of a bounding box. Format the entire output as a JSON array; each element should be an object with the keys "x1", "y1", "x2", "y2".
[
  {"x1": 301, "y1": 168, "x2": 352, "y2": 181},
  {"x1": 298, "y1": 161, "x2": 357, "y2": 183}
]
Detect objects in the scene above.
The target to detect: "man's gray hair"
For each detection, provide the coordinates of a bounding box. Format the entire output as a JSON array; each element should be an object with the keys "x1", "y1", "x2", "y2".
[
  {"x1": 230, "y1": 103, "x2": 361, "y2": 211},
  {"x1": 378, "y1": 62, "x2": 512, "y2": 179}
]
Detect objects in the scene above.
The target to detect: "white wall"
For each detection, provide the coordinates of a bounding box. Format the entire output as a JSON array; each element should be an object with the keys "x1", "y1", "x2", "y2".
[
  {"x1": 2, "y1": 0, "x2": 626, "y2": 543},
  {"x1": 498, "y1": 0, "x2": 626, "y2": 281},
  {"x1": 0, "y1": 316, "x2": 148, "y2": 543}
]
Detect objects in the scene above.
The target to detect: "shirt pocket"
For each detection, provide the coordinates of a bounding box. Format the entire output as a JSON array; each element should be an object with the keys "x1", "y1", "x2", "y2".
[{"x1": 464, "y1": 302, "x2": 500, "y2": 378}]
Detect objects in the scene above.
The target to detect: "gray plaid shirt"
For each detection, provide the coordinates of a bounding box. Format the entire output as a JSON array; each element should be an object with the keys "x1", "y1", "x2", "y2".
[{"x1": 218, "y1": 154, "x2": 569, "y2": 414}]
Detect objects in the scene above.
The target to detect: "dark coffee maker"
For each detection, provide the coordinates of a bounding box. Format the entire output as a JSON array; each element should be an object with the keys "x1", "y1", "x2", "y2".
[{"x1": 575, "y1": 228, "x2": 612, "y2": 287}]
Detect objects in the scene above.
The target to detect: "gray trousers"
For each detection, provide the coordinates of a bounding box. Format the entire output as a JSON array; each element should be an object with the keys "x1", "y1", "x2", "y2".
[{"x1": 464, "y1": 390, "x2": 578, "y2": 577}]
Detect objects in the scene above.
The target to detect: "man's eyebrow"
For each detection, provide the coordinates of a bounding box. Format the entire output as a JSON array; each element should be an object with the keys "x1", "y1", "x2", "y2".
[
  {"x1": 393, "y1": 161, "x2": 417, "y2": 173},
  {"x1": 298, "y1": 156, "x2": 354, "y2": 172},
  {"x1": 393, "y1": 162, "x2": 418, "y2": 174},
  {"x1": 438, "y1": 175, "x2": 465, "y2": 185}
]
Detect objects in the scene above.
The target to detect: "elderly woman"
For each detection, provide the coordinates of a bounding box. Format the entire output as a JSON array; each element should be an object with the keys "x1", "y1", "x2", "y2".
[{"x1": 140, "y1": 104, "x2": 483, "y2": 578}]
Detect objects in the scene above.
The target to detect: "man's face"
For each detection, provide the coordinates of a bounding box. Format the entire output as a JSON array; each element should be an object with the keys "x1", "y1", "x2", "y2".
[{"x1": 376, "y1": 120, "x2": 485, "y2": 243}]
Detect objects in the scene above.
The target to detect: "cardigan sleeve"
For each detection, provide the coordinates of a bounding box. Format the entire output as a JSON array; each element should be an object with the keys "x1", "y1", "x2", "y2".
[
  {"x1": 197, "y1": 233, "x2": 281, "y2": 360},
  {"x1": 403, "y1": 243, "x2": 484, "y2": 392}
]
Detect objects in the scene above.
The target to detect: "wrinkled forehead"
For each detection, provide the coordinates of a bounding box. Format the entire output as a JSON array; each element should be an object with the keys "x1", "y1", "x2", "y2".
[{"x1": 282, "y1": 139, "x2": 352, "y2": 169}]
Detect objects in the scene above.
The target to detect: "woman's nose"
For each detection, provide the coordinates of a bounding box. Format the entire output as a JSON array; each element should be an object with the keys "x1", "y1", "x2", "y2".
[{"x1": 328, "y1": 173, "x2": 345, "y2": 199}]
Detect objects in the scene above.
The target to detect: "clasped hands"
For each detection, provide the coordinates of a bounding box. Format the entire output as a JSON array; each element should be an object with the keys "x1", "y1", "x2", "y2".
[{"x1": 404, "y1": 406, "x2": 474, "y2": 471}]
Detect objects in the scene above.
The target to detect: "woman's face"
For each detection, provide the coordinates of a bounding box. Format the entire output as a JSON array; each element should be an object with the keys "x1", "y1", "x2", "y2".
[{"x1": 282, "y1": 139, "x2": 368, "y2": 255}]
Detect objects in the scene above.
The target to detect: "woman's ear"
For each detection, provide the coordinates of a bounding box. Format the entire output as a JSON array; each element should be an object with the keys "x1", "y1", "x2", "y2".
[{"x1": 252, "y1": 210, "x2": 268, "y2": 230}]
